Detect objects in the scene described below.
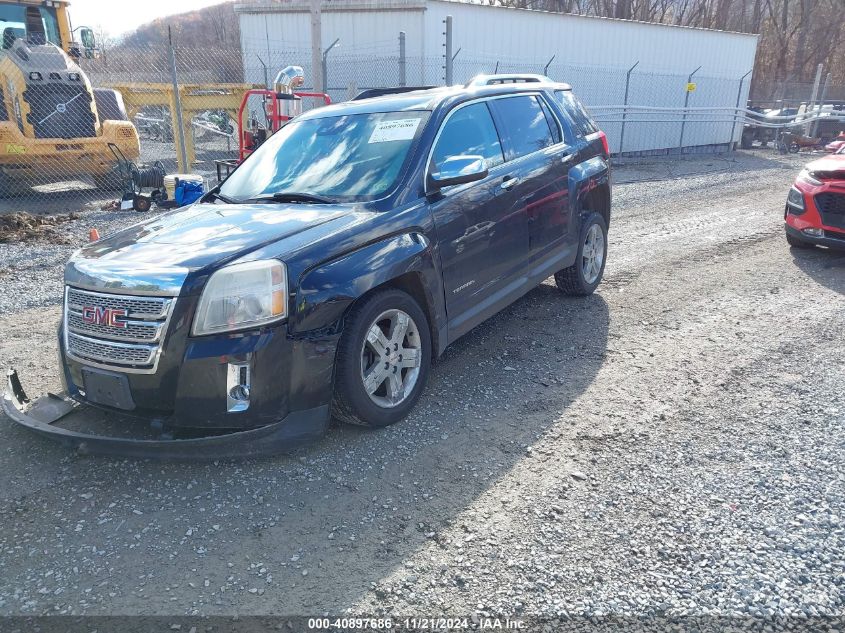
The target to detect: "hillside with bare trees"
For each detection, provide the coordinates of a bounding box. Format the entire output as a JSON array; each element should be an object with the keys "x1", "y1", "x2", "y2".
[
  {"x1": 119, "y1": 1, "x2": 240, "y2": 50},
  {"x1": 495, "y1": 0, "x2": 844, "y2": 100}
]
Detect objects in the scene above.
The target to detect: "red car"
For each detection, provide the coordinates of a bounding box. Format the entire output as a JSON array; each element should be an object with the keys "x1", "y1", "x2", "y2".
[
  {"x1": 825, "y1": 133, "x2": 845, "y2": 153},
  {"x1": 785, "y1": 146, "x2": 845, "y2": 250}
]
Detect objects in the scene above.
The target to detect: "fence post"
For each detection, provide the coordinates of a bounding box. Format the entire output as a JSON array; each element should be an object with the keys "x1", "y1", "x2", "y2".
[
  {"x1": 256, "y1": 54, "x2": 269, "y2": 89},
  {"x1": 443, "y1": 15, "x2": 453, "y2": 86},
  {"x1": 678, "y1": 65, "x2": 701, "y2": 154},
  {"x1": 730, "y1": 69, "x2": 753, "y2": 151},
  {"x1": 619, "y1": 60, "x2": 638, "y2": 155},
  {"x1": 812, "y1": 72, "x2": 831, "y2": 137},
  {"x1": 399, "y1": 31, "x2": 406, "y2": 87},
  {"x1": 808, "y1": 63, "x2": 823, "y2": 112},
  {"x1": 168, "y1": 28, "x2": 189, "y2": 173},
  {"x1": 322, "y1": 38, "x2": 340, "y2": 95}
]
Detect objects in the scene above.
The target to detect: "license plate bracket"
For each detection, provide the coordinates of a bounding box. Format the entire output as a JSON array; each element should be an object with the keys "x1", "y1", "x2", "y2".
[{"x1": 81, "y1": 367, "x2": 136, "y2": 411}]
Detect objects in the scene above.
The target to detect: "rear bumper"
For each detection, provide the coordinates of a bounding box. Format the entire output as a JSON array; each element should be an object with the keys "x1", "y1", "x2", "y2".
[{"x1": 3, "y1": 369, "x2": 329, "y2": 459}]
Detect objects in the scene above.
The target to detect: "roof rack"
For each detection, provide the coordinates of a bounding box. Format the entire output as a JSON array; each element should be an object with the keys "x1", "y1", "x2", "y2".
[
  {"x1": 465, "y1": 74, "x2": 553, "y2": 87},
  {"x1": 352, "y1": 86, "x2": 437, "y2": 101}
]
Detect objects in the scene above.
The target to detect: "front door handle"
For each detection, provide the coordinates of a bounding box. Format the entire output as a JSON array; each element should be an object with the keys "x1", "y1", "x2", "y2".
[
  {"x1": 500, "y1": 175, "x2": 521, "y2": 190},
  {"x1": 561, "y1": 153, "x2": 574, "y2": 164}
]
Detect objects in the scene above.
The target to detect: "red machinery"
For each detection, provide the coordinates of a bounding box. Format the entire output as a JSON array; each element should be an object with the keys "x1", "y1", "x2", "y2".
[
  {"x1": 237, "y1": 88, "x2": 331, "y2": 161},
  {"x1": 216, "y1": 66, "x2": 331, "y2": 182}
]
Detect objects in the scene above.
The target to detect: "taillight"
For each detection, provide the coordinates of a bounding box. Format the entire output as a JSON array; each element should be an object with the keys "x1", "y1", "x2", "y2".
[{"x1": 598, "y1": 131, "x2": 610, "y2": 157}]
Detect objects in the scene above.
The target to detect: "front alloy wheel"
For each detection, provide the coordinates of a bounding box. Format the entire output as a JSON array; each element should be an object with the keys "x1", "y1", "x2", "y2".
[
  {"x1": 333, "y1": 289, "x2": 431, "y2": 427},
  {"x1": 360, "y1": 309, "x2": 423, "y2": 408}
]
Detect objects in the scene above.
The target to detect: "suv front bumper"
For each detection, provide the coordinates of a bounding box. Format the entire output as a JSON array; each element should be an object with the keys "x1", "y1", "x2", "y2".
[
  {"x1": 2, "y1": 369, "x2": 329, "y2": 459},
  {"x1": 60, "y1": 315, "x2": 340, "y2": 431}
]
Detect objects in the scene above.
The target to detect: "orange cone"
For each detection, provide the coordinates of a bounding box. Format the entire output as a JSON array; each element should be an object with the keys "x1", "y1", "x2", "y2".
[{"x1": 89, "y1": 228, "x2": 100, "y2": 242}]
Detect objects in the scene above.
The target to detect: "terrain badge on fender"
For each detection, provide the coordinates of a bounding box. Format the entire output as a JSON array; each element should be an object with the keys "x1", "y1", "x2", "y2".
[{"x1": 453, "y1": 280, "x2": 476, "y2": 294}]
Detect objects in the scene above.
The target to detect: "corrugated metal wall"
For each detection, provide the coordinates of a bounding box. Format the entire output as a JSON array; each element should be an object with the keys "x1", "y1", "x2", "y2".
[{"x1": 236, "y1": 0, "x2": 758, "y2": 153}]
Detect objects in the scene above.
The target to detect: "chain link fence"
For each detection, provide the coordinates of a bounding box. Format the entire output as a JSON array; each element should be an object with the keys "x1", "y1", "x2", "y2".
[{"x1": 0, "y1": 37, "x2": 831, "y2": 213}]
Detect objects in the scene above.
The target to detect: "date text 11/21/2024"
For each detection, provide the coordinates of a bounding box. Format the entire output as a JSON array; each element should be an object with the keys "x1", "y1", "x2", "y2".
[{"x1": 307, "y1": 617, "x2": 526, "y2": 630}]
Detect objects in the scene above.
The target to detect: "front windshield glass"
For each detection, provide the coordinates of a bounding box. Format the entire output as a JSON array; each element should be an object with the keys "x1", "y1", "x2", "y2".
[{"x1": 221, "y1": 110, "x2": 430, "y2": 202}]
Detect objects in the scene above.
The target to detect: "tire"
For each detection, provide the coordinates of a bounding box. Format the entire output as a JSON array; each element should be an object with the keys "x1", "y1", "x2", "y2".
[
  {"x1": 133, "y1": 195, "x2": 152, "y2": 212},
  {"x1": 332, "y1": 288, "x2": 432, "y2": 428},
  {"x1": 786, "y1": 229, "x2": 813, "y2": 249},
  {"x1": 741, "y1": 131, "x2": 754, "y2": 149},
  {"x1": 555, "y1": 212, "x2": 608, "y2": 296}
]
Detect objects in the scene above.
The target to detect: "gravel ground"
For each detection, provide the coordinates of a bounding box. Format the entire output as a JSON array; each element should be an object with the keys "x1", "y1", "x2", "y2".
[{"x1": 0, "y1": 150, "x2": 842, "y2": 628}]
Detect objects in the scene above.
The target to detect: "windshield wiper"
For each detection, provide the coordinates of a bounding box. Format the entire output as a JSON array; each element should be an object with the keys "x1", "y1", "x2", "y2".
[
  {"x1": 243, "y1": 192, "x2": 338, "y2": 204},
  {"x1": 201, "y1": 186, "x2": 237, "y2": 204},
  {"x1": 209, "y1": 191, "x2": 237, "y2": 204}
]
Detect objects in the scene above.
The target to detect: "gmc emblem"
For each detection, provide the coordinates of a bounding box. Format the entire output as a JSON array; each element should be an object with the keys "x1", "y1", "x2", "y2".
[{"x1": 81, "y1": 306, "x2": 128, "y2": 329}]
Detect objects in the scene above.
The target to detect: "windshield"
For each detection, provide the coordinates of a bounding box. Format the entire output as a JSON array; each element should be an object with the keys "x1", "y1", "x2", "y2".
[
  {"x1": 0, "y1": 5, "x2": 61, "y2": 48},
  {"x1": 221, "y1": 110, "x2": 430, "y2": 203}
]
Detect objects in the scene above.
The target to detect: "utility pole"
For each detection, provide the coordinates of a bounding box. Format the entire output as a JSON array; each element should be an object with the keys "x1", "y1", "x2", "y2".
[
  {"x1": 443, "y1": 15, "x2": 453, "y2": 86},
  {"x1": 310, "y1": 0, "x2": 323, "y2": 92}
]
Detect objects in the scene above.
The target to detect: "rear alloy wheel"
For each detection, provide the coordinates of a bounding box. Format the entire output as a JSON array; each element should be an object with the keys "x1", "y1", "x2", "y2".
[
  {"x1": 332, "y1": 289, "x2": 431, "y2": 427},
  {"x1": 555, "y1": 212, "x2": 608, "y2": 295}
]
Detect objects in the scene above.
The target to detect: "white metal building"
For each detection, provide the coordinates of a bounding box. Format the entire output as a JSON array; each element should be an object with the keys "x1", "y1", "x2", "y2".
[{"x1": 235, "y1": 0, "x2": 759, "y2": 154}]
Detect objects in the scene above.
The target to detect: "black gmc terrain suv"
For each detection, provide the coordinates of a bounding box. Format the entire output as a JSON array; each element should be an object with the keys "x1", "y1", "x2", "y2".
[{"x1": 5, "y1": 74, "x2": 612, "y2": 456}]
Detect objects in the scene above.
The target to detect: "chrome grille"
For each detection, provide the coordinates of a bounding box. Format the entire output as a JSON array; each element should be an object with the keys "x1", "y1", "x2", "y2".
[
  {"x1": 67, "y1": 312, "x2": 162, "y2": 342},
  {"x1": 64, "y1": 287, "x2": 175, "y2": 373},
  {"x1": 67, "y1": 288, "x2": 172, "y2": 319},
  {"x1": 67, "y1": 333, "x2": 155, "y2": 365}
]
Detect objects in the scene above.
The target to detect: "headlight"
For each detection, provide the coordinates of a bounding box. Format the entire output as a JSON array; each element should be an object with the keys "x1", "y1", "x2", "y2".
[
  {"x1": 786, "y1": 186, "x2": 805, "y2": 211},
  {"x1": 797, "y1": 169, "x2": 823, "y2": 186},
  {"x1": 192, "y1": 260, "x2": 287, "y2": 336}
]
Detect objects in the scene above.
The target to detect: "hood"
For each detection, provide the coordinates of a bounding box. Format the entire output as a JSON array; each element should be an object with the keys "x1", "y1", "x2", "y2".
[
  {"x1": 65, "y1": 203, "x2": 358, "y2": 295},
  {"x1": 806, "y1": 153, "x2": 845, "y2": 177}
]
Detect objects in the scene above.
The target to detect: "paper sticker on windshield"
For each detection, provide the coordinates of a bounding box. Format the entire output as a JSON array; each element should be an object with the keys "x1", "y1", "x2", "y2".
[{"x1": 368, "y1": 118, "x2": 420, "y2": 143}]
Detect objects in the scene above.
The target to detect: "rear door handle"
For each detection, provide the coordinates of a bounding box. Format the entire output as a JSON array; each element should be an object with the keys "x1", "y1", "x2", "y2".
[
  {"x1": 561, "y1": 153, "x2": 574, "y2": 164},
  {"x1": 500, "y1": 176, "x2": 521, "y2": 190}
]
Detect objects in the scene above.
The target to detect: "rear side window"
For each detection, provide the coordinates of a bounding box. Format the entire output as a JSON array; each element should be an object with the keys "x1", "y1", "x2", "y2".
[
  {"x1": 538, "y1": 97, "x2": 562, "y2": 144},
  {"x1": 556, "y1": 90, "x2": 598, "y2": 137},
  {"x1": 431, "y1": 102, "x2": 504, "y2": 171},
  {"x1": 489, "y1": 95, "x2": 555, "y2": 160}
]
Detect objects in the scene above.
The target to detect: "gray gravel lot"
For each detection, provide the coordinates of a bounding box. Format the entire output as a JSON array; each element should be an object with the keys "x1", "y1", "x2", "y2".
[{"x1": 0, "y1": 150, "x2": 842, "y2": 625}]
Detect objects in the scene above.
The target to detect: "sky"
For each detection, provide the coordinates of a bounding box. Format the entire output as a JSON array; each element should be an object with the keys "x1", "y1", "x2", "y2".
[{"x1": 69, "y1": 0, "x2": 227, "y2": 37}]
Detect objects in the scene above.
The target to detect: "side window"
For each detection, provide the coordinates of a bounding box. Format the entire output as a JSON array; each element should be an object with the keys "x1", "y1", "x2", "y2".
[
  {"x1": 538, "y1": 97, "x2": 562, "y2": 144},
  {"x1": 555, "y1": 90, "x2": 598, "y2": 137},
  {"x1": 489, "y1": 95, "x2": 555, "y2": 160},
  {"x1": 430, "y1": 102, "x2": 504, "y2": 172}
]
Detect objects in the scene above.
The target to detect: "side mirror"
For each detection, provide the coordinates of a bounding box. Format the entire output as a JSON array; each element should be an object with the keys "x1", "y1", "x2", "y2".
[
  {"x1": 79, "y1": 27, "x2": 96, "y2": 51},
  {"x1": 428, "y1": 155, "x2": 488, "y2": 191}
]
